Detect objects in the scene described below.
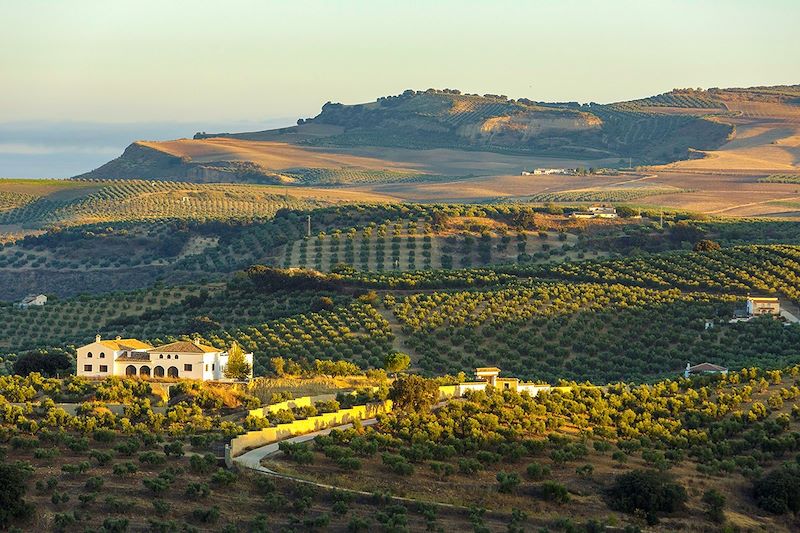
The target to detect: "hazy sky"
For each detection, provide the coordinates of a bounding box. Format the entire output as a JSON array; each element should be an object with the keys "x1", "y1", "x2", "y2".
[{"x1": 2, "y1": 0, "x2": 799, "y2": 124}]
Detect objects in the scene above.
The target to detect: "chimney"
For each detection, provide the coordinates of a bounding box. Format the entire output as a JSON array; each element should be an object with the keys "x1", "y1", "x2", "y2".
[
  {"x1": 116, "y1": 336, "x2": 121, "y2": 340},
  {"x1": 96, "y1": 334, "x2": 101, "y2": 343}
]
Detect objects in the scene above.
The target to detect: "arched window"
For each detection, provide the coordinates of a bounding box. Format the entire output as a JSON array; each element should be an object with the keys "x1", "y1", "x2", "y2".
[
  {"x1": 139, "y1": 366, "x2": 151, "y2": 377},
  {"x1": 125, "y1": 365, "x2": 136, "y2": 376},
  {"x1": 154, "y1": 366, "x2": 165, "y2": 378},
  {"x1": 100, "y1": 352, "x2": 105, "y2": 359},
  {"x1": 167, "y1": 354, "x2": 171, "y2": 359},
  {"x1": 167, "y1": 366, "x2": 179, "y2": 378},
  {"x1": 159, "y1": 354, "x2": 164, "y2": 359},
  {"x1": 87, "y1": 352, "x2": 93, "y2": 358},
  {"x1": 175, "y1": 355, "x2": 179, "y2": 360}
]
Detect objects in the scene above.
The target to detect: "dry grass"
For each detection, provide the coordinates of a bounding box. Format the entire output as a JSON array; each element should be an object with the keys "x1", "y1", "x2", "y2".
[
  {"x1": 657, "y1": 98, "x2": 800, "y2": 172},
  {"x1": 139, "y1": 138, "x2": 419, "y2": 172},
  {"x1": 246, "y1": 376, "x2": 380, "y2": 401},
  {"x1": 0, "y1": 178, "x2": 97, "y2": 197}
]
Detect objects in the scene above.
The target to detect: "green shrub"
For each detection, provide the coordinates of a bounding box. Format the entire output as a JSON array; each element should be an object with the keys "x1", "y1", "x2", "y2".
[
  {"x1": 85, "y1": 476, "x2": 104, "y2": 491},
  {"x1": 526, "y1": 462, "x2": 550, "y2": 480},
  {"x1": 90, "y1": 449, "x2": 113, "y2": 465},
  {"x1": 163, "y1": 441, "x2": 184, "y2": 457},
  {"x1": 459, "y1": 458, "x2": 482, "y2": 474},
  {"x1": 93, "y1": 429, "x2": 117, "y2": 443},
  {"x1": 113, "y1": 462, "x2": 138, "y2": 477},
  {"x1": 752, "y1": 463, "x2": 800, "y2": 514},
  {"x1": 143, "y1": 476, "x2": 171, "y2": 495},
  {"x1": 189, "y1": 453, "x2": 217, "y2": 474},
  {"x1": 185, "y1": 482, "x2": 210, "y2": 499},
  {"x1": 191, "y1": 506, "x2": 220, "y2": 524},
  {"x1": 210, "y1": 468, "x2": 237, "y2": 485},
  {"x1": 0, "y1": 461, "x2": 33, "y2": 528},
  {"x1": 702, "y1": 488, "x2": 726, "y2": 523},
  {"x1": 139, "y1": 451, "x2": 166, "y2": 465},
  {"x1": 496, "y1": 471, "x2": 520, "y2": 493},
  {"x1": 540, "y1": 481, "x2": 570, "y2": 504},
  {"x1": 152, "y1": 499, "x2": 171, "y2": 516},
  {"x1": 605, "y1": 469, "x2": 687, "y2": 524}
]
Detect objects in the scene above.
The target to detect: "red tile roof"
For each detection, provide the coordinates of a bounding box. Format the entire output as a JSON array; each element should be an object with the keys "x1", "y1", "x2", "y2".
[
  {"x1": 688, "y1": 362, "x2": 728, "y2": 373},
  {"x1": 148, "y1": 340, "x2": 220, "y2": 354}
]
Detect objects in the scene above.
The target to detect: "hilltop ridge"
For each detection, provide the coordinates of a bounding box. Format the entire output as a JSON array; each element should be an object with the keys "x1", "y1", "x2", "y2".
[{"x1": 77, "y1": 84, "x2": 800, "y2": 185}]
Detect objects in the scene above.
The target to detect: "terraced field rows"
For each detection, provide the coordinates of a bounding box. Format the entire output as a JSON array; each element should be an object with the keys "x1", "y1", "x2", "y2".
[
  {"x1": 0, "y1": 285, "x2": 209, "y2": 350},
  {"x1": 0, "y1": 191, "x2": 38, "y2": 211},
  {"x1": 280, "y1": 219, "x2": 588, "y2": 272},
  {"x1": 519, "y1": 187, "x2": 689, "y2": 202},
  {"x1": 391, "y1": 282, "x2": 800, "y2": 382},
  {"x1": 632, "y1": 91, "x2": 725, "y2": 109},
  {"x1": 279, "y1": 167, "x2": 454, "y2": 185},
  {"x1": 758, "y1": 174, "x2": 800, "y2": 184},
  {"x1": 0, "y1": 180, "x2": 325, "y2": 227},
  {"x1": 528, "y1": 244, "x2": 800, "y2": 302}
]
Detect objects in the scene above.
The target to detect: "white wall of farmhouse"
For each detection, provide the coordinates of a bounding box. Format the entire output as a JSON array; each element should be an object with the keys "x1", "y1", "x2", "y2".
[{"x1": 75, "y1": 337, "x2": 253, "y2": 381}]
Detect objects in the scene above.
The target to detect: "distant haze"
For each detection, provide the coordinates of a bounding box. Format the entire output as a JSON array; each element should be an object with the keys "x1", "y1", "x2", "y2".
[
  {"x1": 2, "y1": 1, "x2": 799, "y2": 124},
  {"x1": 0, "y1": 120, "x2": 292, "y2": 178}
]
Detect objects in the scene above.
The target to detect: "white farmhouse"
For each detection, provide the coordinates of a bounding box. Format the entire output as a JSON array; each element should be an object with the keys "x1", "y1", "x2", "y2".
[
  {"x1": 587, "y1": 206, "x2": 618, "y2": 218},
  {"x1": 16, "y1": 294, "x2": 47, "y2": 308},
  {"x1": 76, "y1": 336, "x2": 253, "y2": 381},
  {"x1": 746, "y1": 297, "x2": 780, "y2": 316},
  {"x1": 569, "y1": 206, "x2": 618, "y2": 219},
  {"x1": 684, "y1": 362, "x2": 728, "y2": 378},
  {"x1": 454, "y1": 367, "x2": 552, "y2": 397}
]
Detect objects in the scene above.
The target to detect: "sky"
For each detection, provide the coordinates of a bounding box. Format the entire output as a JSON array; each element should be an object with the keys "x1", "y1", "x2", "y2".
[{"x1": 1, "y1": 0, "x2": 799, "y2": 177}]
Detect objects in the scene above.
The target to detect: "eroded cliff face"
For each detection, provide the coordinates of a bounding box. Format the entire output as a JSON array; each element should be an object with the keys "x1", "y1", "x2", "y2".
[{"x1": 466, "y1": 111, "x2": 602, "y2": 144}]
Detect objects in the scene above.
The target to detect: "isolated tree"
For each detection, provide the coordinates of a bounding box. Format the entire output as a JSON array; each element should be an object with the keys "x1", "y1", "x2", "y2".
[
  {"x1": 0, "y1": 462, "x2": 33, "y2": 528},
  {"x1": 270, "y1": 357, "x2": 286, "y2": 377},
  {"x1": 389, "y1": 374, "x2": 439, "y2": 413},
  {"x1": 187, "y1": 315, "x2": 221, "y2": 334},
  {"x1": 14, "y1": 349, "x2": 71, "y2": 377},
  {"x1": 430, "y1": 212, "x2": 450, "y2": 231},
  {"x1": 702, "y1": 489, "x2": 725, "y2": 523},
  {"x1": 311, "y1": 296, "x2": 335, "y2": 312},
  {"x1": 606, "y1": 469, "x2": 687, "y2": 524},
  {"x1": 224, "y1": 342, "x2": 251, "y2": 380},
  {"x1": 510, "y1": 208, "x2": 537, "y2": 230},
  {"x1": 384, "y1": 352, "x2": 411, "y2": 376},
  {"x1": 694, "y1": 239, "x2": 721, "y2": 252}
]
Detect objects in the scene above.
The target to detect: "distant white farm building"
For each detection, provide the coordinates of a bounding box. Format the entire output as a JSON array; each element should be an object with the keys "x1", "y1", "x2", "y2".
[
  {"x1": 454, "y1": 367, "x2": 552, "y2": 397},
  {"x1": 16, "y1": 294, "x2": 47, "y2": 308},
  {"x1": 570, "y1": 206, "x2": 618, "y2": 219},
  {"x1": 521, "y1": 168, "x2": 575, "y2": 176},
  {"x1": 684, "y1": 362, "x2": 728, "y2": 378},
  {"x1": 731, "y1": 296, "x2": 782, "y2": 323},
  {"x1": 746, "y1": 296, "x2": 780, "y2": 316}
]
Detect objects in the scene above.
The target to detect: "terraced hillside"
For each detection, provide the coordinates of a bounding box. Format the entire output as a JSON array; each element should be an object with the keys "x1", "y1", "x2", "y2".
[
  {"x1": 0, "y1": 179, "x2": 360, "y2": 230},
  {"x1": 0, "y1": 201, "x2": 633, "y2": 298},
  {"x1": 210, "y1": 88, "x2": 732, "y2": 164},
  {"x1": 279, "y1": 218, "x2": 598, "y2": 272},
  {"x1": 81, "y1": 86, "x2": 785, "y2": 187}
]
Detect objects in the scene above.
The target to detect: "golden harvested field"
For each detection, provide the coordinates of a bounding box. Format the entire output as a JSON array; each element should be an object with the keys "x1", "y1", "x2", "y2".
[
  {"x1": 140, "y1": 138, "x2": 619, "y2": 178},
  {"x1": 0, "y1": 178, "x2": 97, "y2": 197},
  {"x1": 347, "y1": 172, "x2": 633, "y2": 203},
  {"x1": 122, "y1": 93, "x2": 800, "y2": 218},
  {"x1": 323, "y1": 145, "x2": 620, "y2": 176},
  {"x1": 139, "y1": 138, "x2": 420, "y2": 172},
  {"x1": 659, "y1": 98, "x2": 800, "y2": 172},
  {"x1": 660, "y1": 124, "x2": 800, "y2": 171}
]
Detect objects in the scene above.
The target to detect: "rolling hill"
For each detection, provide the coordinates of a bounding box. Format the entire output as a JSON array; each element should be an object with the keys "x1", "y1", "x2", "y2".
[{"x1": 77, "y1": 86, "x2": 768, "y2": 184}]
